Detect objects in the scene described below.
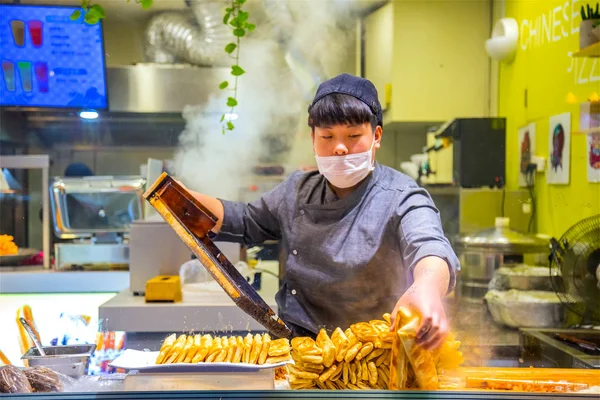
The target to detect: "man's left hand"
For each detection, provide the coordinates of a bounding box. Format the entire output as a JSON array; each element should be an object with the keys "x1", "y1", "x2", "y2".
[{"x1": 389, "y1": 256, "x2": 451, "y2": 350}]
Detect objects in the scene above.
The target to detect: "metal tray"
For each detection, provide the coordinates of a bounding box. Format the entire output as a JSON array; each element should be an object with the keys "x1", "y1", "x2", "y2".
[
  {"x1": 0, "y1": 248, "x2": 38, "y2": 266},
  {"x1": 21, "y1": 344, "x2": 96, "y2": 378},
  {"x1": 485, "y1": 290, "x2": 564, "y2": 329},
  {"x1": 110, "y1": 349, "x2": 290, "y2": 373},
  {"x1": 496, "y1": 265, "x2": 561, "y2": 291}
]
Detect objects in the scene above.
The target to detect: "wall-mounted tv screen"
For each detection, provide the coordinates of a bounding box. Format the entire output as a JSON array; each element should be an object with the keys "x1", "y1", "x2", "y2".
[{"x1": 0, "y1": 4, "x2": 108, "y2": 109}]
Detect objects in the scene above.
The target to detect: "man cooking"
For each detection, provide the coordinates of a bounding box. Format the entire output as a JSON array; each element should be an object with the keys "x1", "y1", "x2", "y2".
[{"x1": 187, "y1": 74, "x2": 459, "y2": 350}]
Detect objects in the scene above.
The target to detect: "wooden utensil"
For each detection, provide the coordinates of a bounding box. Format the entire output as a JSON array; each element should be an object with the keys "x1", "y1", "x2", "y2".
[{"x1": 144, "y1": 173, "x2": 291, "y2": 338}]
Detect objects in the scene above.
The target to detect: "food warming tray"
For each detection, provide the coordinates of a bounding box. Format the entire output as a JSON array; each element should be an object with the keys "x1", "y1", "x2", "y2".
[
  {"x1": 21, "y1": 344, "x2": 96, "y2": 378},
  {"x1": 110, "y1": 349, "x2": 290, "y2": 373},
  {"x1": 143, "y1": 172, "x2": 291, "y2": 339}
]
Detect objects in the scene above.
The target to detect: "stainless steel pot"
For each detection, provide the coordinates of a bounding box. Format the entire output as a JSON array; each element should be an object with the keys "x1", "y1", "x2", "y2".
[{"x1": 454, "y1": 217, "x2": 550, "y2": 301}]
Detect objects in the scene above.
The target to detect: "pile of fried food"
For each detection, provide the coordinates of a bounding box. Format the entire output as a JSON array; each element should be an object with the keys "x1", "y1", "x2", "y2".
[
  {"x1": 0, "y1": 365, "x2": 65, "y2": 394},
  {"x1": 287, "y1": 307, "x2": 463, "y2": 390},
  {"x1": 152, "y1": 309, "x2": 595, "y2": 393},
  {"x1": 153, "y1": 307, "x2": 463, "y2": 391},
  {"x1": 288, "y1": 319, "x2": 393, "y2": 390},
  {"x1": 389, "y1": 307, "x2": 463, "y2": 390},
  {"x1": 0, "y1": 235, "x2": 18, "y2": 256},
  {"x1": 155, "y1": 333, "x2": 291, "y2": 365}
]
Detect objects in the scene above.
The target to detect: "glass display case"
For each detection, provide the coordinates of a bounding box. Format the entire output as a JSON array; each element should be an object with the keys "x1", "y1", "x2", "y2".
[
  {"x1": 0, "y1": 155, "x2": 50, "y2": 269},
  {"x1": 49, "y1": 175, "x2": 145, "y2": 271},
  {"x1": 2, "y1": 389, "x2": 597, "y2": 399},
  {"x1": 1, "y1": 0, "x2": 599, "y2": 398}
]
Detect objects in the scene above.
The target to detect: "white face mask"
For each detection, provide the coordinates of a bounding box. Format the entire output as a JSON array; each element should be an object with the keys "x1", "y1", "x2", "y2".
[{"x1": 314, "y1": 137, "x2": 376, "y2": 189}]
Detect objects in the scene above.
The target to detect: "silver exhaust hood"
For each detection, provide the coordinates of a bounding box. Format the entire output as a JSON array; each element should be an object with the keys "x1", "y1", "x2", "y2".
[{"x1": 106, "y1": 63, "x2": 229, "y2": 114}]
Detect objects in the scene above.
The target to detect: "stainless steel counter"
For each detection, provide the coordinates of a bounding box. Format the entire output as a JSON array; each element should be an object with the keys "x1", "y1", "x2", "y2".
[
  {"x1": 13, "y1": 385, "x2": 597, "y2": 398},
  {"x1": 99, "y1": 289, "x2": 276, "y2": 333},
  {"x1": 98, "y1": 288, "x2": 520, "y2": 361},
  {"x1": 0, "y1": 267, "x2": 129, "y2": 294},
  {"x1": 98, "y1": 289, "x2": 278, "y2": 350}
]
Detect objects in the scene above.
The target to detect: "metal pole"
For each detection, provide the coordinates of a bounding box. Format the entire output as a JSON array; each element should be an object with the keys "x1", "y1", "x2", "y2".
[{"x1": 42, "y1": 165, "x2": 50, "y2": 269}]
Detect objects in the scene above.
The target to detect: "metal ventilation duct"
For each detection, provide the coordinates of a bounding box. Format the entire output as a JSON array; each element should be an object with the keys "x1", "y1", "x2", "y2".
[{"x1": 144, "y1": 1, "x2": 230, "y2": 67}]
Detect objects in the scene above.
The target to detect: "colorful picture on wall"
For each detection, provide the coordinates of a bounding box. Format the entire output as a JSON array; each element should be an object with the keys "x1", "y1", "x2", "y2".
[
  {"x1": 547, "y1": 112, "x2": 571, "y2": 185},
  {"x1": 588, "y1": 133, "x2": 600, "y2": 183},
  {"x1": 518, "y1": 123, "x2": 536, "y2": 187}
]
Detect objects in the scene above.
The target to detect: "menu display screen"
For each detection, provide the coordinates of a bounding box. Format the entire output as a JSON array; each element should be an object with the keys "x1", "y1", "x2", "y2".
[{"x1": 0, "y1": 5, "x2": 107, "y2": 109}]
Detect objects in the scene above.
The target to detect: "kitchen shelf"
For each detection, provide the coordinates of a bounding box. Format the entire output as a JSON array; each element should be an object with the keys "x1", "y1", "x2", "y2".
[
  {"x1": 0, "y1": 268, "x2": 129, "y2": 294},
  {"x1": 573, "y1": 41, "x2": 600, "y2": 57}
]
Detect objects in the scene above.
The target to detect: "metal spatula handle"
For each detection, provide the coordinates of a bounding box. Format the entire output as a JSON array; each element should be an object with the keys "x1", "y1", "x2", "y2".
[{"x1": 19, "y1": 317, "x2": 45, "y2": 356}]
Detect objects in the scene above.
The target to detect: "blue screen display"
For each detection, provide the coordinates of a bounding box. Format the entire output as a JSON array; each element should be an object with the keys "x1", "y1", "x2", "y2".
[{"x1": 0, "y1": 5, "x2": 107, "y2": 109}]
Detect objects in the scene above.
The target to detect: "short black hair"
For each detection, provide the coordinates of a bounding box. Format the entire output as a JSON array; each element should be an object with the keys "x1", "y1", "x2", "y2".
[{"x1": 308, "y1": 93, "x2": 378, "y2": 131}]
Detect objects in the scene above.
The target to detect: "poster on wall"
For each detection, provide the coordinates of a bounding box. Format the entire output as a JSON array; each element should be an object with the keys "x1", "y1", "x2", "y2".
[
  {"x1": 518, "y1": 123, "x2": 536, "y2": 187},
  {"x1": 588, "y1": 133, "x2": 600, "y2": 183},
  {"x1": 547, "y1": 112, "x2": 571, "y2": 185}
]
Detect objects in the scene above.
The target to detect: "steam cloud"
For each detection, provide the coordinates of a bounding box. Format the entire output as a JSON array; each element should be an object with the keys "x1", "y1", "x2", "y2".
[{"x1": 172, "y1": 0, "x2": 357, "y2": 201}]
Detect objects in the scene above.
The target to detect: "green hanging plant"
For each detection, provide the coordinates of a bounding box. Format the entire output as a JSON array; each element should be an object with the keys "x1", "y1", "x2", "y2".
[
  {"x1": 70, "y1": 0, "x2": 152, "y2": 24},
  {"x1": 219, "y1": 0, "x2": 255, "y2": 134}
]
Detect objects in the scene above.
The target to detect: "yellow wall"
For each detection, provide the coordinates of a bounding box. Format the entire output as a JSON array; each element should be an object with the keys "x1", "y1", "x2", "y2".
[
  {"x1": 391, "y1": 0, "x2": 491, "y2": 121},
  {"x1": 364, "y1": 0, "x2": 492, "y2": 122},
  {"x1": 365, "y1": 2, "x2": 394, "y2": 111},
  {"x1": 499, "y1": 0, "x2": 600, "y2": 237}
]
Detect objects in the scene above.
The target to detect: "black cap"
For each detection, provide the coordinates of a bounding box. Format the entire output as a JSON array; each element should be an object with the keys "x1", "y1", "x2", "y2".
[{"x1": 310, "y1": 73, "x2": 383, "y2": 127}]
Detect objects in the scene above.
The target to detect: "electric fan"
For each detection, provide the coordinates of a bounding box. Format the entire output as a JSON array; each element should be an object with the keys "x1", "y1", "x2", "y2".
[{"x1": 550, "y1": 214, "x2": 600, "y2": 324}]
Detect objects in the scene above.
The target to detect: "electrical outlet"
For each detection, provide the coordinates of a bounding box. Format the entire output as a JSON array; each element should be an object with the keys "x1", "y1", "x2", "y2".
[{"x1": 530, "y1": 156, "x2": 545, "y2": 172}]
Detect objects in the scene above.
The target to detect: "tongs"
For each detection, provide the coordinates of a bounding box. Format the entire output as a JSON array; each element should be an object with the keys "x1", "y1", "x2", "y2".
[
  {"x1": 144, "y1": 173, "x2": 291, "y2": 338},
  {"x1": 553, "y1": 333, "x2": 600, "y2": 354}
]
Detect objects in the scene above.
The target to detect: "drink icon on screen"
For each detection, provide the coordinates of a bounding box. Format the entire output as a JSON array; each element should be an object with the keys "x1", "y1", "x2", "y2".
[
  {"x1": 10, "y1": 20, "x2": 25, "y2": 47},
  {"x1": 34, "y1": 62, "x2": 48, "y2": 93},
  {"x1": 28, "y1": 20, "x2": 43, "y2": 48},
  {"x1": 17, "y1": 61, "x2": 32, "y2": 92},
  {"x1": 2, "y1": 60, "x2": 16, "y2": 92}
]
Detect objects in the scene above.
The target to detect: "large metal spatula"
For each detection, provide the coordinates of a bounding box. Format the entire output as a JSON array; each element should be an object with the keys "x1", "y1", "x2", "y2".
[{"x1": 144, "y1": 172, "x2": 291, "y2": 338}]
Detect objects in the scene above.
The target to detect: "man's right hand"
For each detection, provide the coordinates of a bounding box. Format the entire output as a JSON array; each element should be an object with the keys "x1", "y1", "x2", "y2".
[{"x1": 175, "y1": 180, "x2": 225, "y2": 233}]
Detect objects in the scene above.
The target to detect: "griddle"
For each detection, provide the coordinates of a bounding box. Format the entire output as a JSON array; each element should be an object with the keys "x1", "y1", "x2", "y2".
[{"x1": 144, "y1": 172, "x2": 291, "y2": 338}]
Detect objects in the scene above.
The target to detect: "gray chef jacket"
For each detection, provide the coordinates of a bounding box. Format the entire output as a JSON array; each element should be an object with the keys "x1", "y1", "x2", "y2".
[{"x1": 217, "y1": 163, "x2": 460, "y2": 336}]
